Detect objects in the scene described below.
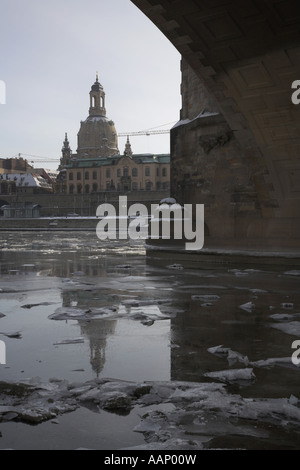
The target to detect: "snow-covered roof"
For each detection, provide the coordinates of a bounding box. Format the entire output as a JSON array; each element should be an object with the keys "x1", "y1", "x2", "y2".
[{"x1": 0, "y1": 173, "x2": 52, "y2": 188}]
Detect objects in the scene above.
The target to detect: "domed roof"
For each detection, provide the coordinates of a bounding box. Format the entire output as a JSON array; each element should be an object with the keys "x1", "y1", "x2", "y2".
[
  {"x1": 76, "y1": 75, "x2": 119, "y2": 159},
  {"x1": 77, "y1": 116, "x2": 119, "y2": 159}
]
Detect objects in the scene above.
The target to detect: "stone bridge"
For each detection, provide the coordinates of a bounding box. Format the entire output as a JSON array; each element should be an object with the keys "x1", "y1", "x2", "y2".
[{"x1": 131, "y1": 0, "x2": 300, "y2": 253}]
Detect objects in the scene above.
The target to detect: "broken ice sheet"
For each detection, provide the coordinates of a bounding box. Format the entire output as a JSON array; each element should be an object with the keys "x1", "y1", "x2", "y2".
[
  {"x1": 167, "y1": 264, "x2": 184, "y2": 270},
  {"x1": 250, "y1": 357, "x2": 296, "y2": 369},
  {"x1": 0, "y1": 331, "x2": 22, "y2": 339},
  {"x1": 204, "y1": 368, "x2": 256, "y2": 384},
  {"x1": 53, "y1": 337, "x2": 85, "y2": 346},
  {"x1": 49, "y1": 306, "x2": 118, "y2": 321},
  {"x1": 239, "y1": 301, "x2": 255, "y2": 312},
  {"x1": 269, "y1": 313, "x2": 300, "y2": 321},
  {"x1": 270, "y1": 321, "x2": 300, "y2": 336},
  {"x1": 191, "y1": 294, "x2": 220, "y2": 302},
  {"x1": 207, "y1": 345, "x2": 249, "y2": 366}
]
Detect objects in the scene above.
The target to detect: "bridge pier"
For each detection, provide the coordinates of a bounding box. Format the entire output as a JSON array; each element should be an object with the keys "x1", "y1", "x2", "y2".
[{"x1": 132, "y1": 0, "x2": 300, "y2": 255}]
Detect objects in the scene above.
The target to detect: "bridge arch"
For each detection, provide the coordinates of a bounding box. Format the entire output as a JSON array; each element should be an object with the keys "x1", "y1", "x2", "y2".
[{"x1": 131, "y1": 0, "x2": 300, "y2": 252}]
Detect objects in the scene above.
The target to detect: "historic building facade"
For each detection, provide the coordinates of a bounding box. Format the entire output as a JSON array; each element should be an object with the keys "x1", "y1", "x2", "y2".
[{"x1": 58, "y1": 75, "x2": 170, "y2": 195}]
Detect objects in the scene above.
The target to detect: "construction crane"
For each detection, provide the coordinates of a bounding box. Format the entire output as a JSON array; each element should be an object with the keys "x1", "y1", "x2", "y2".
[
  {"x1": 16, "y1": 153, "x2": 59, "y2": 164},
  {"x1": 118, "y1": 129, "x2": 170, "y2": 137},
  {"x1": 118, "y1": 121, "x2": 175, "y2": 137},
  {"x1": 16, "y1": 123, "x2": 174, "y2": 163}
]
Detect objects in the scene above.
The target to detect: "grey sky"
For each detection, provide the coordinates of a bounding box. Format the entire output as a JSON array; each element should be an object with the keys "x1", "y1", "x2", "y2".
[{"x1": 0, "y1": 0, "x2": 181, "y2": 169}]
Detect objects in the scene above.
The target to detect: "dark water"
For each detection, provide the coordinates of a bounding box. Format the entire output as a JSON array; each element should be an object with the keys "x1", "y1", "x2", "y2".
[{"x1": 0, "y1": 232, "x2": 300, "y2": 449}]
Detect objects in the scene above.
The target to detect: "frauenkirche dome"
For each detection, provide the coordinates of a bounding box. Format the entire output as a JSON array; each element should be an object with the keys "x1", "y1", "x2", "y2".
[{"x1": 77, "y1": 74, "x2": 119, "y2": 159}]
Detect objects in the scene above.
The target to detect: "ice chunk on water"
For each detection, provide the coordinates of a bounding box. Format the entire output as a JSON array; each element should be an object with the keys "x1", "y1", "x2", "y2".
[
  {"x1": 250, "y1": 357, "x2": 294, "y2": 368},
  {"x1": 0, "y1": 331, "x2": 22, "y2": 339},
  {"x1": 281, "y1": 303, "x2": 294, "y2": 310},
  {"x1": 167, "y1": 264, "x2": 184, "y2": 270},
  {"x1": 204, "y1": 368, "x2": 255, "y2": 383},
  {"x1": 191, "y1": 295, "x2": 220, "y2": 302},
  {"x1": 208, "y1": 345, "x2": 249, "y2": 366},
  {"x1": 270, "y1": 321, "x2": 300, "y2": 336},
  {"x1": 53, "y1": 337, "x2": 84, "y2": 346},
  {"x1": 239, "y1": 302, "x2": 255, "y2": 312}
]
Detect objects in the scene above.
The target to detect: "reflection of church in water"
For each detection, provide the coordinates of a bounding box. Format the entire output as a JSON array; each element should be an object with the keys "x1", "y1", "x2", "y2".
[
  {"x1": 80, "y1": 320, "x2": 117, "y2": 377},
  {"x1": 61, "y1": 289, "x2": 117, "y2": 377}
]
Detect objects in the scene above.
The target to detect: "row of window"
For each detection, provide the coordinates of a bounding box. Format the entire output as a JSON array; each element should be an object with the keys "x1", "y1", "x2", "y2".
[
  {"x1": 69, "y1": 167, "x2": 168, "y2": 181},
  {"x1": 69, "y1": 181, "x2": 169, "y2": 194}
]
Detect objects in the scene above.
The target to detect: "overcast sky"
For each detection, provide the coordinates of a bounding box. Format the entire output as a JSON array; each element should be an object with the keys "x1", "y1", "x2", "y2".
[{"x1": 0, "y1": 0, "x2": 181, "y2": 170}]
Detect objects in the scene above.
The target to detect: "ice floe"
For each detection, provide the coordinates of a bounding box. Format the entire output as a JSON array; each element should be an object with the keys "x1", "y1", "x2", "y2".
[
  {"x1": 167, "y1": 264, "x2": 184, "y2": 270},
  {"x1": 270, "y1": 321, "x2": 300, "y2": 336},
  {"x1": 204, "y1": 368, "x2": 256, "y2": 384},
  {"x1": 281, "y1": 302, "x2": 294, "y2": 309},
  {"x1": 0, "y1": 331, "x2": 22, "y2": 339},
  {"x1": 239, "y1": 301, "x2": 255, "y2": 312},
  {"x1": 191, "y1": 294, "x2": 220, "y2": 302},
  {"x1": 1, "y1": 374, "x2": 300, "y2": 449},
  {"x1": 49, "y1": 298, "x2": 176, "y2": 324},
  {"x1": 207, "y1": 345, "x2": 300, "y2": 371},
  {"x1": 53, "y1": 337, "x2": 85, "y2": 346},
  {"x1": 269, "y1": 313, "x2": 300, "y2": 321},
  {"x1": 207, "y1": 345, "x2": 249, "y2": 366}
]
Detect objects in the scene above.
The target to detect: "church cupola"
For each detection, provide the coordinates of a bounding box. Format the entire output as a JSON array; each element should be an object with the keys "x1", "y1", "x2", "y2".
[{"x1": 89, "y1": 72, "x2": 106, "y2": 117}]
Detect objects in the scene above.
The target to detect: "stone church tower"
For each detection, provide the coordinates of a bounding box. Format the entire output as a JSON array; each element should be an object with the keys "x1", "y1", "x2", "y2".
[
  {"x1": 59, "y1": 133, "x2": 72, "y2": 169},
  {"x1": 76, "y1": 74, "x2": 119, "y2": 159}
]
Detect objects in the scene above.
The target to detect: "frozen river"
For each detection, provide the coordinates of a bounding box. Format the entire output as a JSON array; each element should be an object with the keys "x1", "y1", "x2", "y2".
[{"x1": 0, "y1": 232, "x2": 300, "y2": 450}]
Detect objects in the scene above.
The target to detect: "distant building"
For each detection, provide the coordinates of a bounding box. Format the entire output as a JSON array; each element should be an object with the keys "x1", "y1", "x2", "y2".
[
  {"x1": 0, "y1": 173, "x2": 53, "y2": 195},
  {"x1": 58, "y1": 75, "x2": 170, "y2": 195},
  {"x1": 2, "y1": 202, "x2": 41, "y2": 218},
  {"x1": 65, "y1": 152, "x2": 170, "y2": 195},
  {"x1": 0, "y1": 157, "x2": 32, "y2": 174}
]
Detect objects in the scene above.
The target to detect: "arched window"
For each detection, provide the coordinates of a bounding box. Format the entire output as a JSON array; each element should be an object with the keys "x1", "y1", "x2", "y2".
[
  {"x1": 69, "y1": 172, "x2": 74, "y2": 181},
  {"x1": 92, "y1": 183, "x2": 98, "y2": 193},
  {"x1": 117, "y1": 169, "x2": 121, "y2": 178},
  {"x1": 123, "y1": 167, "x2": 129, "y2": 177},
  {"x1": 69, "y1": 184, "x2": 74, "y2": 195},
  {"x1": 146, "y1": 181, "x2": 152, "y2": 191},
  {"x1": 132, "y1": 168, "x2": 138, "y2": 177},
  {"x1": 77, "y1": 184, "x2": 82, "y2": 194}
]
